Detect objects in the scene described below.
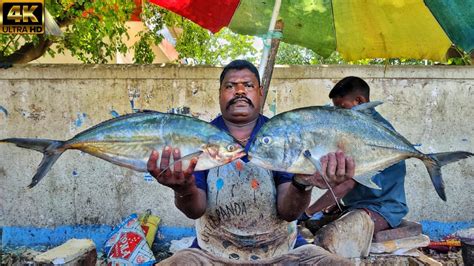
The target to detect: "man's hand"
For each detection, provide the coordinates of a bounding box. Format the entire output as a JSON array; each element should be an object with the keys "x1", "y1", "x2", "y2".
[
  {"x1": 295, "y1": 150, "x2": 355, "y2": 189},
  {"x1": 148, "y1": 147, "x2": 206, "y2": 219},
  {"x1": 147, "y1": 147, "x2": 198, "y2": 196}
]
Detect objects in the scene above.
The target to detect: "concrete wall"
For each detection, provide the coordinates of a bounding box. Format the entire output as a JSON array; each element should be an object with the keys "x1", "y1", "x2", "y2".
[{"x1": 0, "y1": 65, "x2": 473, "y2": 231}]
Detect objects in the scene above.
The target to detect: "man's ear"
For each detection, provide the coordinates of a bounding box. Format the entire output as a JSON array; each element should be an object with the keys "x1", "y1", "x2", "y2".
[
  {"x1": 259, "y1": 86, "x2": 264, "y2": 96},
  {"x1": 355, "y1": 95, "x2": 368, "y2": 104}
]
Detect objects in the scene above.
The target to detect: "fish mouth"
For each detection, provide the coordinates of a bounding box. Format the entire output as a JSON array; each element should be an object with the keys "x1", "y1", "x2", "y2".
[{"x1": 232, "y1": 150, "x2": 247, "y2": 161}]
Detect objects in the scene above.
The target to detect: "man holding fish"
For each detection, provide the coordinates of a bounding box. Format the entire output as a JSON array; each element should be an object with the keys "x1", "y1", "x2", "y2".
[
  {"x1": 300, "y1": 76, "x2": 408, "y2": 258},
  {"x1": 246, "y1": 73, "x2": 471, "y2": 260},
  {"x1": 147, "y1": 60, "x2": 354, "y2": 264}
]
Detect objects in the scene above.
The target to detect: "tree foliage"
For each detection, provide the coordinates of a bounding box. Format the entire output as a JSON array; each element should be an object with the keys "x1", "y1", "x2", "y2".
[
  {"x1": 0, "y1": 0, "x2": 136, "y2": 64},
  {"x1": 158, "y1": 7, "x2": 258, "y2": 65},
  {"x1": 275, "y1": 42, "x2": 472, "y2": 66},
  {"x1": 0, "y1": 1, "x2": 257, "y2": 65}
]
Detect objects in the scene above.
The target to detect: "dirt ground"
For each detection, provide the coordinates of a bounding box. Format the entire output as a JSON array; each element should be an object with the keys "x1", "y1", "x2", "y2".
[{"x1": 0, "y1": 246, "x2": 465, "y2": 265}]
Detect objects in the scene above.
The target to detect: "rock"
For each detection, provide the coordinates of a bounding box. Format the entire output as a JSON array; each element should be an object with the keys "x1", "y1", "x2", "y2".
[
  {"x1": 34, "y1": 239, "x2": 96, "y2": 265},
  {"x1": 313, "y1": 210, "x2": 374, "y2": 258},
  {"x1": 370, "y1": 234, "x2": 430, "y2": 254},
  {"x1": 408, "y1": 250, "x2": 442, "y2": 266},
  {"x1": 373, "y1": 219, "x2": 422, "y2": 243}
]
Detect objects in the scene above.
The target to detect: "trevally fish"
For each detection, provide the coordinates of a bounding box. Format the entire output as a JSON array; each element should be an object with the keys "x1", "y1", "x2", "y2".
[
  {"x1": 248, "y1": 103, "x2": 473, "y2": 201},
  {"x1": 1, "y1": 111, "x2": 245, "y2": 188}
]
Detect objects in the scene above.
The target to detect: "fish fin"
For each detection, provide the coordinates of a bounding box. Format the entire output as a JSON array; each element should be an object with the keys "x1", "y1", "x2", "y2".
[
  {"x1": 28, "y1": 150, "x2": 63, "y2": 188},
  {"x1": 303, "y1": 150, "x2": 342, "y2": 212},
  {"x1": 351, "y1": 101, "x2": 383, "y2": 112},
  {"x1": 365, "y1": 142, "x2": 414, "y2": 154},
  {"x1": 1, "y1": 138, "x2": 65, "y2": 188},
  {"x1": 428, "y1": 151, "x2": 473, "y2": 167},
  {"x1": 157, "y1": 151, "x2": 203, "y2": 176},
  {"x1": 44, "y1": 8, "x2": 62, "y2": 36},
  {"x1": 303, "y1": 150, "x2": 323, "y2": 176},
  {"x1": 137, "y1": 109, "x2": 159, "y2": 113},
  {"x1": 1, "y1": 138, "x2": 57, "y2": 152},
  {"x1": 353, "y1": 172, "x2": 381, "y2": 190},
  {"x1": 421, "y1": 151, "x2": 473, "y2": 201},
  {"x1": 373, "y1": 118, "x2": 397, "y2": 132}
]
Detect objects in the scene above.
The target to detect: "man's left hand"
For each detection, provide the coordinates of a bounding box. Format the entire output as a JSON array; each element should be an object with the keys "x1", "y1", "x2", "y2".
[{"x1": 294, "y1": 150, "x2": 355, "y2": 189}]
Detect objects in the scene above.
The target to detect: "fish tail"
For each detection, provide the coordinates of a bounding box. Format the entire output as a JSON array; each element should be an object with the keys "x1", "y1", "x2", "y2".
[
  {"x1": 421, "y1": 151, "x2": 473, "y2": 201},
  {"x1": 1, "y1": 138, "x2": 65, "y2": 188}
]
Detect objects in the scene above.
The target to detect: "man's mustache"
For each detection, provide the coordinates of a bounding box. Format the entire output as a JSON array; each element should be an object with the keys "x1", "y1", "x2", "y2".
[{"x1": 226, "y1": 96, "x2": 254, "y2": 110}]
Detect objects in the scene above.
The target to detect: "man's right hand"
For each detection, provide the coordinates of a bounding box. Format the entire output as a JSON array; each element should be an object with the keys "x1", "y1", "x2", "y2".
[{"x1": 147, "y1": 147, "x2": 198, "y2": 197}]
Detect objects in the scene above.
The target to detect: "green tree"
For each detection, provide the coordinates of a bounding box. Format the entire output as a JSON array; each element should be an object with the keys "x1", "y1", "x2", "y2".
[
  {"x1": 0, "y1": 0, "x2": 135, "y2": 64},
  {"x1": 275, "y1": 42, "x2": 471, "y2": 65},
  {"x1": 0, "y1": 1, "x2": 257, "y2": 65},
  {"x1": 160, "y1": 8, "x2": 258, "y2": 65}
]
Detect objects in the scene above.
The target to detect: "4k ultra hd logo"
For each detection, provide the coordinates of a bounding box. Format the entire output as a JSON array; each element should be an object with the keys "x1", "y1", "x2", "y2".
[{"x1": 1, "y1": 0, "x2": 44, "y2": 34}]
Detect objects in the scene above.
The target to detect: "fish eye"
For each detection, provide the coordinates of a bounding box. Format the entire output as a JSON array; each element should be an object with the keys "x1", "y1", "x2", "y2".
[
  {"x1": 227, "y1": 144, "x2": 236, "y2": 152},
  {"x1": 260, "y1": 136, "x2": 272, "y2": 145}
]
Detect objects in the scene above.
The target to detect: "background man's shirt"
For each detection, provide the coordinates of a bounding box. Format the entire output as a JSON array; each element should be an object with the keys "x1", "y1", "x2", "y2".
[{"x1": 342, "y1": 110, "x2": 408, "y2": 228}]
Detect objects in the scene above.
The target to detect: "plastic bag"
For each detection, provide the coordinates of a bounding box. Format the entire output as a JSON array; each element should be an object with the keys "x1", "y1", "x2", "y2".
[{"x1": 104, "y1": 214, "x2": 155, "y2": 265}]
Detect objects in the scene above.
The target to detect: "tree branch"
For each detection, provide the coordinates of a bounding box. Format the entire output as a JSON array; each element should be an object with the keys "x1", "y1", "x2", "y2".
[
  {"x1": 0, "y1": 36, "x2": 53, "y2": 64},
  {"x1": 0, "y1": 2, "x2": 85, "y2": 64}
]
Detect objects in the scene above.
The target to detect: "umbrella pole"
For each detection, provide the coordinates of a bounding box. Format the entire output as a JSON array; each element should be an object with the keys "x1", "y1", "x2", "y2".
[
  {"x1": 260, "y1": 20, "x2": 283, "y2": 113},
  {"x1": 258, "y1": 0, "x2": 282, "y2": 111}
]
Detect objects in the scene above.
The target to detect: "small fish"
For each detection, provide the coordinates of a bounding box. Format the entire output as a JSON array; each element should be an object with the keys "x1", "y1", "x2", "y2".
[
  {"x1": 1, "y1": 111, "x2": 245, "y2": 188},
  {"x1": 248, "y1": 104, "x2": 473, "y2": 201}
]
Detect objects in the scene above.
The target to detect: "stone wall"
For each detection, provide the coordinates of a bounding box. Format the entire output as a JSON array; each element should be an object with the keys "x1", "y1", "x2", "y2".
[{"x1": 0, "y1": 64, "x2": 473, "y2": 229}]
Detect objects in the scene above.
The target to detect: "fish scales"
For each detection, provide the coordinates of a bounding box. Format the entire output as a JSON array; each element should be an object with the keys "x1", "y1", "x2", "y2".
[{"x1": 261, "y1": 107, "x2": 418, "y2": 175}]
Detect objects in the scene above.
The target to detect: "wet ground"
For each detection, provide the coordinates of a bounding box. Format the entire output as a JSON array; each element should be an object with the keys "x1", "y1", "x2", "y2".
[
  {"x1": 0, "y1": 245, "x2": 173, "y2": 265},
  {"x1": 0, "y1": 247, "x2": 465, "y2": 265},
  {"x1": 355, "y1": 250, "x2": 464, "y2": 265}
]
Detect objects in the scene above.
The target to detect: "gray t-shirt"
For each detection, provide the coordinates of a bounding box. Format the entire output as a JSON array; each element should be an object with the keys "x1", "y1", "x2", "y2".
[{"x1": 196, "y1": 159, "x2": 297, "y2": 261}]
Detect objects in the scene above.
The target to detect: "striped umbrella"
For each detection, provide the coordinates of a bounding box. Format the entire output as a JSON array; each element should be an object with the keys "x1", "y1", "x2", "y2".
[{"x1": 149, "y1": 0, "x2": 473, "y2": 62}]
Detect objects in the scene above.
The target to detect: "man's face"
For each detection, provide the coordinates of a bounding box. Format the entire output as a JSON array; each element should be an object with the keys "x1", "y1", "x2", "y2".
[
  {"x1": 332, "y1": 94, "x2": 360, "y2": 109},
  {"x1": 219, "y1": 69, "x2": 263, "y2": 123}
]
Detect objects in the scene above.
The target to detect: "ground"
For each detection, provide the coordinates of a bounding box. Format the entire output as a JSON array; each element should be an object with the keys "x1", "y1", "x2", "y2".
[{"x1": 0, "y1": 245, "x2": 465, "y2": 265}]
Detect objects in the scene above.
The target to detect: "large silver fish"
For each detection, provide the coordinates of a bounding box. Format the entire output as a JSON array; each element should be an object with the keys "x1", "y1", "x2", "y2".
[
  {"x1": 1, "y1": 111, "x2": 245, "y2": 188},
  {"x1": 248, "y1": 104, "x2": 473, "y2": 201}
]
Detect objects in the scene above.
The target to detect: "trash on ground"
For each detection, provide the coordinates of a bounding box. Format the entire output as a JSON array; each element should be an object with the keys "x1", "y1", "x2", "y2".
[
  {"x1": 169, "y1": 237, "x2": 195, "y2": 254},
  {"x1": 139, "y1": 209, "x2": 161, "y2": 248},
  {"x1": 104, "y1": 214, "x2": 155, "y2": 265}
]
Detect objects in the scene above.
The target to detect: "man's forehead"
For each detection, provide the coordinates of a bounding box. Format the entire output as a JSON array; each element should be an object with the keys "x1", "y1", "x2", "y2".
[
  {"x1": 222, "y1": 69, "x2": 258, "y2": 83},
  {"x1": 332, "y1": 94, "x2": 354, "y2": 103},
  {"x1": 336, "y1": 92, "x2": 357, "y2": 99}
]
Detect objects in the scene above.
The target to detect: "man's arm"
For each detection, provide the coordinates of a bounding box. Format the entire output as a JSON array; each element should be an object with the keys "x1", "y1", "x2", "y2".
[
  {"x1": 173, "y1": 185, "x2": 207, "y2": 219},
  {"x1": 277, "y1": 182, "x2": 312, "y2": 221},
  {"x1": 306, "y1": 179, "x2": 357, "y2": 216},
  {"x1": 277, "y1": 150, "x2": 355, "y2": 221},
  {"x1": 147, "y1": 147, "x2": 207, "y2": 219}
]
